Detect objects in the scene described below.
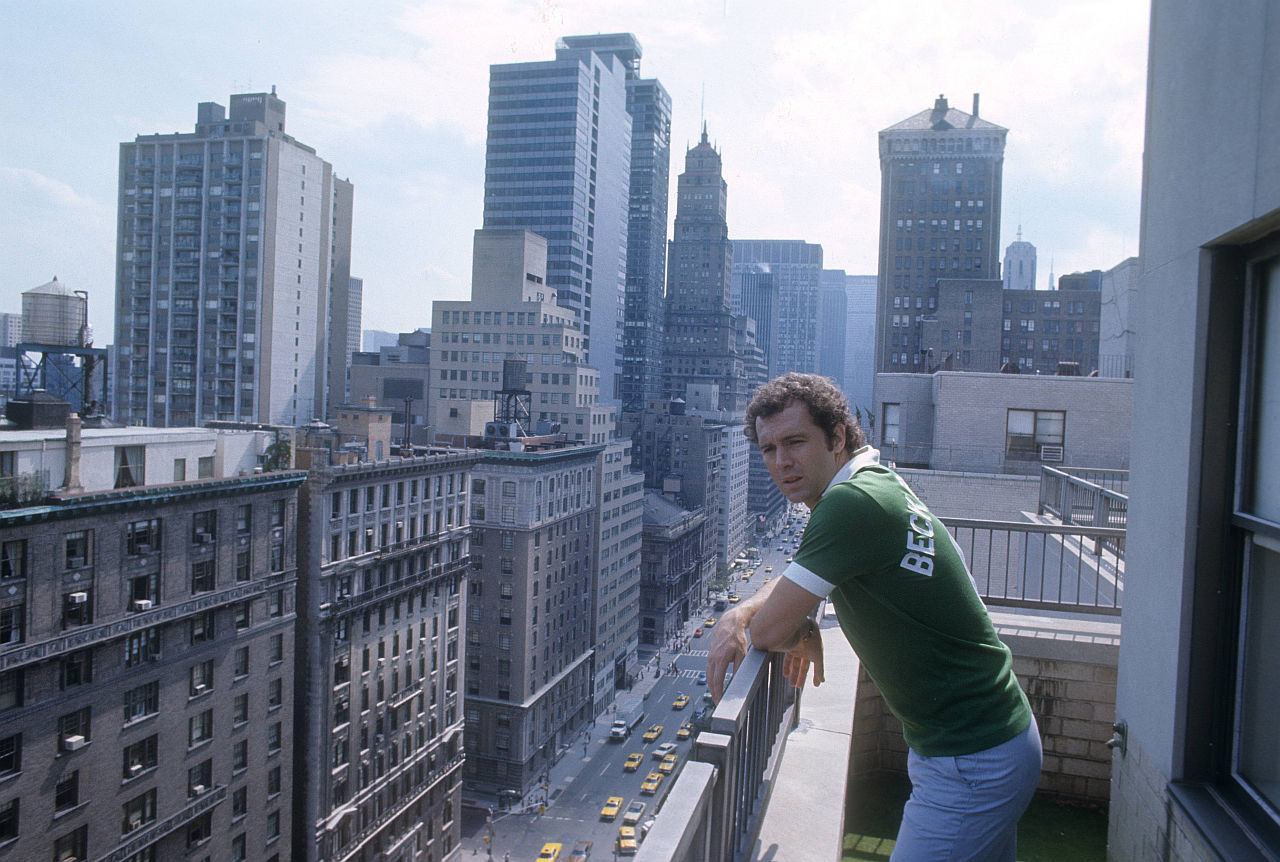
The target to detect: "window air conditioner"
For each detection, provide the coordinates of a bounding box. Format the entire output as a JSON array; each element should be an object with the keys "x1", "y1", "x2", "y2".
[
  {"x1": 129, "y1": 762, "x2": 144, "y2": 776},
  {"x1": 67, "y1": 556, "x2": 85, "y2": 569},
  {"x1": 134, "y1": 543, "x2": 151, "y2": 554},
  {"x1": 68, "y1": 592, "x2": 88, "y2": 604},
  {"x1": 191, "y1": 784, "x2": 206, "y2": 794},
  {"x1": 1039, "y1": 444, "x2": 1065, "y2": 463},
  {"x1": 195, "y1": 531, "x2": 211, "y2": 544},
  {"x1": 133, "y1": 599, "x2": 153, "y2": 611},
  {"x1": 193, "y1": 683, "x2": 207, "y2": 694},
  {"x1": 63, "y1": 734, "x2": 87, "y2": 750}
]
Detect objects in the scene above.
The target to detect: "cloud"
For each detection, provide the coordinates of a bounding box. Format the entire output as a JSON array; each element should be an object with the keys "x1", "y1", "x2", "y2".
[{"x1": 0, "y1": 167, "x2": 116, "y2": 332}]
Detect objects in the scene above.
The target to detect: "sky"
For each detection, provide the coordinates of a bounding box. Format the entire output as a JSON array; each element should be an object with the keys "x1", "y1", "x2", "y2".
[{"x1": 0, "y1": 0, "x2": 1150, "y2": 345}]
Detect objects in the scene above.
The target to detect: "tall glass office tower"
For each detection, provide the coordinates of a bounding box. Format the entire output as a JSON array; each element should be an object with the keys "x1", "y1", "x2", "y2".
[
  {"x1": 558, "y1": 35, "x2": 673, "y2": 413},
  {"x1": 483, "y1": 36, "x2": 641, "y2": 405}
]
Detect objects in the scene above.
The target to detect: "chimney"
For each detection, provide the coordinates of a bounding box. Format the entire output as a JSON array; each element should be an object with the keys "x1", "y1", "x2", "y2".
[
  {"x1": 63, "y1": 412, "x2": 83, "y2": 494},
  {"x1": 972, "y1": 93, "x2": 980, "y2": 117}
]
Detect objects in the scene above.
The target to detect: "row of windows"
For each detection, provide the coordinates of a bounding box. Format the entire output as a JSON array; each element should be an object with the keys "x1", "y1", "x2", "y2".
[
  {"x1": 328, "y1": 475, "x2": 464, "y2": 518},
  {"x1": 0, "y1": 502, "x2": 281, "y2": 580},
  {"x1": 328, "y1": 509, "x2": 464, "y2": 563},
  {"x1": 0, "y1": 552, "x2": 283, "y2": 645},
  {"x1": 893, "y1": 255, "x2": 985, "y2": 271},
  {"x1": 895, "y1": 218, "x2": 985, "y2": 233},
  {"x1": 0, "y1": 775, "x2": 283, "y2": 857}
]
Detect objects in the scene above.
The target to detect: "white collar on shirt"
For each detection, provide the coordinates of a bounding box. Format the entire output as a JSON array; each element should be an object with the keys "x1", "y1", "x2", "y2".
[{"x1": 819, "y1": 445, "x2": 881, "y2": 499}]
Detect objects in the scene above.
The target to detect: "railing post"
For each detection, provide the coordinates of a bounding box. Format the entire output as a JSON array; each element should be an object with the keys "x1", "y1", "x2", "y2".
[{"x1": 694, "y1": 732, "x2": 735, "y2": 862}]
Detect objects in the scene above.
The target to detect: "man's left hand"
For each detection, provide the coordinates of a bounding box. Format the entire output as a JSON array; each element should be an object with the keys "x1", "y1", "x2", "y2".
[{"x1": 781, "y1": 625, "x2": 825, "y2": 690}]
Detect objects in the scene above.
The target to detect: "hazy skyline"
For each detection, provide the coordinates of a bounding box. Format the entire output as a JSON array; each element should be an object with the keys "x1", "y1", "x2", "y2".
[{"x1": 1, "y1": 0, "x2": 1148, "y2": 343}]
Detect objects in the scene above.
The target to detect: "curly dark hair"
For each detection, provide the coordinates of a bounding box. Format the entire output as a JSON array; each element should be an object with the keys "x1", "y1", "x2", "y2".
[{"x1": 743, "y1": 373, "x2": 866, "y2": 454}]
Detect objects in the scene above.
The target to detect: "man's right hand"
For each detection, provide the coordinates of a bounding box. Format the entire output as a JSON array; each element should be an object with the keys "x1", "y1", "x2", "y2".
[{"x1": 706, "y1": 605, "x2": 749, "y2": 703}]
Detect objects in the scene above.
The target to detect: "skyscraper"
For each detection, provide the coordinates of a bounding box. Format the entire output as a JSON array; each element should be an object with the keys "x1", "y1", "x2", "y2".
[
  {"x1": 819, "y1": 269, "x2": 849, "y2": 383},
  {"x1": 558, "y1": 35, "x2": 672, "y2": 414},
  {"x1": 875, "y1": 94, "x2": 1006, "y2": 373},
  {"x1": 483, "y1": 37, "x2": 635, "y2": 404},
  {"x1": 1003, "y1": 230, "x2": 1037, "y2": 291},
  {"x1": 842, "y1": 273, "x2": 878, "y2": 416},
  {"x1": 663, "y1": 128, "x2": 752, "y2": 413},
  {"x1": 113, "y1": 90, "x2": 353, "y2": 427},
  {"x1": 732, "y1": 240, "x2": 824, "y2": 378}
]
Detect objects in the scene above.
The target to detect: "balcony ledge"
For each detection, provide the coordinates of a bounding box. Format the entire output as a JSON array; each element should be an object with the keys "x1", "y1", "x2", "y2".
[{"x1": 752, "y1": 605, "x2": 860, "y2": 861}]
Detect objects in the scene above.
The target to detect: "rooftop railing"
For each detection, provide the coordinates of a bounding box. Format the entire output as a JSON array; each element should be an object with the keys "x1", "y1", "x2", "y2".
[
  {"x1": 945, "y1": 517, "x2": 1125, "y2": 614},
  {"x1": 1039, "y1": 465, "x2": 1129, "y2": 525},
  {"x1": 635, "y1": 647, "x2": 799, "y2": 861}
]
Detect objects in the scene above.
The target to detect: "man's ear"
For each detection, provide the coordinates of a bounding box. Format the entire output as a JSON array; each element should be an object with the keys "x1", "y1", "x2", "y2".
[{"x1": 829, "y1": 421, "x2": 846, "y2": 453}]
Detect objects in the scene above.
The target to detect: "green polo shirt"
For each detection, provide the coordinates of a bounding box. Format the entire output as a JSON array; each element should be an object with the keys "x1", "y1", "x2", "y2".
[{"x1": 783, "y1": 448, "x2": 1031, "y2": 756}]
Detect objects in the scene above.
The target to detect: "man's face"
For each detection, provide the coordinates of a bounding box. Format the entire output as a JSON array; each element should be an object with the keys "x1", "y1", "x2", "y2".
[{"x1": 755, "y1": 401, "x2": 847, "y2": 510}]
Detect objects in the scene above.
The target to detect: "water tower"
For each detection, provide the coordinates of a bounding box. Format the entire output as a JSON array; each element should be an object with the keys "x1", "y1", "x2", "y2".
[{"x1": 16, "y1": 278, "x2": 108, "y2": 413}]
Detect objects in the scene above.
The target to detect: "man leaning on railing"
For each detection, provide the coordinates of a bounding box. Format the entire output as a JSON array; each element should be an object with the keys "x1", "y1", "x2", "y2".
[{"x1": 707, "y1": 373, "x2": 1042, "y2": 862}]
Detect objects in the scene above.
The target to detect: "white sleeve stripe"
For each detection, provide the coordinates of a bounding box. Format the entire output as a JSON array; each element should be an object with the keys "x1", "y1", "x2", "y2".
[{"x1": 783, "y1": 562, "x2": 834, "y2": 598}]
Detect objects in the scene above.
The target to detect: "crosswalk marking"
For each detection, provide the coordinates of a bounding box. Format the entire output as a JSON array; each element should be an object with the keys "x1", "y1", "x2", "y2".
[{"x1": 685, "y1": 649, "x2": 709, "y2": 658}]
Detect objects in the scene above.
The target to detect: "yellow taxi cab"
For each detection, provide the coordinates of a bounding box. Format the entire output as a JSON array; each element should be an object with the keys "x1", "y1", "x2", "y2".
[
  {"x1": 676, "y1": 722, "x2": 693, "y2": 740},
  {"x1": 672, "y1": 694, "x2": 690, "y2": 710},
  {"x1": 642, "y1": 724, "x2": 663, "y2": 743},
  {"x1": 764, "y1": 566, "x2": 773, "y2": 572},
  {"x1": 728, "y1": 593, "x2": 741, "y2": 603},
  {"x1": 741, "y1": 572, "x2": 752, "y2": 580},
  {"x1": 640, "y1": 771, "x2": 663, "y2": 795},
  {"x1": 623, "y1": 752, "x2": 644, "y2": 772},
  {"x1": 537, "y1": 842, "x2": 563, "y2": 861},
  {"x1": 704, "y1": 617, "x2": 717, "y2": 627},
  {"x1": 600, "y1": 795, "x2": 624, "y2": 820},
  {"x1": 658, "y1": 752, "x2": 679, "y2": 774},
  {"x1": 617, "y1": 825, "x2": 639, "y2": 855}
]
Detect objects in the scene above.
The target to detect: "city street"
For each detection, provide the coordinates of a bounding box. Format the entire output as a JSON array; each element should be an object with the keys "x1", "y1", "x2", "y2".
[{"x1": 461, "y1": 516, "x2": 806, "y2": 859}]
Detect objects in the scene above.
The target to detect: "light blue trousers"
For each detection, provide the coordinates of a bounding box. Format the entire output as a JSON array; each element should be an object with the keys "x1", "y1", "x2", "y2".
[{"x1": 891, "y1": 717, "x2": 1043, "y2": 862}]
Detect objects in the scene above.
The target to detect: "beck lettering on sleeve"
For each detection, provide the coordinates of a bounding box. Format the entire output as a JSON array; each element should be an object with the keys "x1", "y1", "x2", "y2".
[{"x1": 901, "y1": 493, "x2": 937, "y2": 576}]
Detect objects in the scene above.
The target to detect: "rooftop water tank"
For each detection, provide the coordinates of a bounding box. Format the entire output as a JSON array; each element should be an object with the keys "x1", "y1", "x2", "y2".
[{"x1": 21, "y1": 278, "x2": 89, "y2": 347}]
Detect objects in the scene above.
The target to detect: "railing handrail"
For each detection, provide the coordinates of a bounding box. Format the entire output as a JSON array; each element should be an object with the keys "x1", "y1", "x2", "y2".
[
  {"x1": 943, "y1": 516, "x2": 1125, "y2": 615},
  {"x1": 636, "y1": 645, "x2": 797, "y2": 861},
  {"x1": 943, "y1": 517, "x2": 1126, "y2": 538},
  {"x1": 634, "y1": 760, "x2": 718, "y2": 861}
]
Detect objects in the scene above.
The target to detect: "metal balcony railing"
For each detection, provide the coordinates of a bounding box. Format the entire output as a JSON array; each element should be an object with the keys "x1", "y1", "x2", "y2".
[
  {"x1": 1039, "y1": 465, "x2": 1129, "y2": 527},
  {"x1": 635, "y1": 647, "x2": 799, "y2": 862},
  {"x1": 944, "y1": 517, "x2": 1125, "y2": 614}
]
